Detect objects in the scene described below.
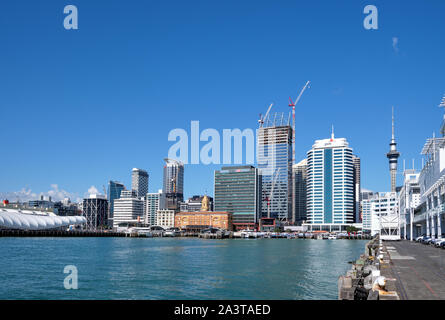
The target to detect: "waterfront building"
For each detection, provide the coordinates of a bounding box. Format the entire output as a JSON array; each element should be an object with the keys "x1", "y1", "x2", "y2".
[
  {"x1": 180, "y1": 195, "x2": 214, "y2": 212},
  {"x1": 53, "y1": 201, "x2": 81, "y2": 216},
  {"x1": 305, "y1": 131, "x2": 355, "y2": 232},
  {"x1": 82, "y1": 194, "x2": 109, "y2": 230},
  {"x1": 113, "y1": 190, "x2": 144, "y2": 228},
  {"x1": 214, "y1": 165, "x2": 261, "y2": 230},
  {"x1": 28, "y1": 195, "x2": 54, "y2": 209},
  {"x1": 132, "y1": 168, "x2": 148, "y2": 198},
  {"x1": 107, "y1": 180, "x2": 125, "y2": 226},
  {"x1": 0, "y1": 209, "x2": 86, "y2": 230},
  {"x1": 257, "y1": 112, "x2": 292, "y2": 221},
  {"x1": 352, "y1": 155, "x2": 361, "y2": 223},
  {"x1": 369, "y1": 192, "x2": 398, "y2": 238},
  {"x1": 156, "y1": 209, "x2": 175, "y2": 229},
  {"x1": 293, "y1": 159, "x2": 307, "y2": 224},
  {"x1": 163, "y1": 158, "x2": 184, "y2": 211},
  {"x1": 416, "y1": 134, "x2": 445, "y2": 239},
  {"x1": 398, "y1": 169, "x2": 421, "y2": 239},
  {"x1": 175, "y1": 211, "x2": 232, "y2": 232},
  {"x1": 386, "y1": 108, "x2": 400, "y2": 193},
  {"x1": 145, "y1": 190, "x2": 166, "y2": 226},
  {"x1": 360, "y1": 189, "x2": 375, "y2": 232}
]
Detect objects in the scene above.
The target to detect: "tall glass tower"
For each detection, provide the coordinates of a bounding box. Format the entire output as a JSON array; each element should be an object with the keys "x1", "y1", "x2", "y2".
[
  {"x1": 131, "y1": 168, "x2": 149, "y2": 198},
  {"x1": 307, "y1": 132, "x2": 354, "y2": 228},
  {"x1": 163, "y1": 158, "x2": 184, "y2": 210},
  {"x1": 107, "y1": 180, "x2": 125, "y2": 224},
  {"x1": 257, "y1": 112, "x2": 292, "y2": 221}
]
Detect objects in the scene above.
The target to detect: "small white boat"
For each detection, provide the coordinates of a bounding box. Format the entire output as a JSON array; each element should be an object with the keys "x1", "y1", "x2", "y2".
[{"x1": 328, "y1": 235, "x2": 337, "y2": 240}]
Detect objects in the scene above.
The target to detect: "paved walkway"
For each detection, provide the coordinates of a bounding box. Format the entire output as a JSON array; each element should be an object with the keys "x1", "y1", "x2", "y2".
[{"x1": 386, "y1": 240, "x2": 445, "y2": 300}]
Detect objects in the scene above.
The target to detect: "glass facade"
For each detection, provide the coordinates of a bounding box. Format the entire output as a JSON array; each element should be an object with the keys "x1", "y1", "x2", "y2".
[
  {"x1": 107, "y1": 181, "x2": 125, "y2": 220},
  {"x1": 307, "y1": 136, "x2": 354, "y2": 225},
  {"x1": 214, "y1": 166, "x2": 261, "y2": 229},
  {"x1": 257, "y1": 122, "x2": 292, "y2": 221}
]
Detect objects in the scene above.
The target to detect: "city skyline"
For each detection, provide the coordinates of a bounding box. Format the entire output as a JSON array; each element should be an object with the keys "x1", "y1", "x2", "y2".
[{"x1": 1, "y1": 1, "x2": 445, "y2": 202}]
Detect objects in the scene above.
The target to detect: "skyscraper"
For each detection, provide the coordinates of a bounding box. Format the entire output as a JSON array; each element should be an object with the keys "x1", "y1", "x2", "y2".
[
  {"x1": 306, "y1": 131, "x2": 354, "y2": 231},
  {"x1": 352, "y1": 155, "x2": 361, "y2": 223},
  {"x1": 386, "y1": 108, "x2": 400, "y2": 193},
  {"x1": 293, "y1": 159, "x2": 307, "y2": 224},
  {"x1": 214, "y1": 165, "x2": 261, "y2": 230},
  {"x1": 107, "y1": 180, "x2": 125, "y2": 225},
  {"x1": 132, "y1": 168, "x2": 149, "y2": 198},
  {"x1": 257, "y1": 112, "x2": 292, "y2": 221},
  {"x1": 163, "y1": 158, "x2": 184, "y2": 210}
]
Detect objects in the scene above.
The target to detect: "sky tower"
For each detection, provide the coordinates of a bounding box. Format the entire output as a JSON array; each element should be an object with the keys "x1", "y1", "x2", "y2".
[{"x1": 386, "y1": 107, "x2": 400, "y2": 192}]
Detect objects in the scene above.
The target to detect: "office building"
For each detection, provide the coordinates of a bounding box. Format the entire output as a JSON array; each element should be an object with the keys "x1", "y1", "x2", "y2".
[
  {"x1": 113, "y1": 190, "x2": 144, "y2": 228},
  {"x1": 132, "y1": 168, "x2": 149, "y2": 198},
  {"x1": 107, "y1": 181, "x2": 125, "y2": 225},
  {"x1": 163, "y1": 158, "x2": 184, "y2": 210},
  {"x1": 360, "y1": 189, "x2": 375, "y2": 231},
  {"x1": 82, "y1": 194, "x2": 108, "y2": 230},
  {"x1": 257, "y1": 113, "x2": 292, "y2": 221},
  {"x1": 293, "y1": 159, "x2": 307, "y2": 224},
  {"x1": 305, "y1": 131, "x2": 355, "y2": 231},
  {"x1": 214, "y1": 165, "x2": 261, "y2": 230},
  {"x1": 156, "y1": 209, "x2": 176, "y2": 229}
]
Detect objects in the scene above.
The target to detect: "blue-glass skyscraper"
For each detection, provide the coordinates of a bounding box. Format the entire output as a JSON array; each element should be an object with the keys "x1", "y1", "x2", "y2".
[
  {"x1": 107, "y1": 181, "x2": 125, "y2": 224},
  {"x1": 257, "y1": 112, "x2": 292, "y2": 221},
  {"x1": 306, "y1": 132, "x2": 354, "y2": 231}
]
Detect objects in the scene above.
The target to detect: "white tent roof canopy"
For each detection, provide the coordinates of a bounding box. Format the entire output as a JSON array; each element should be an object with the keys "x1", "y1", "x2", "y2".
[{"x1": 0, "y1": 209, "x2": 86, "y2": 230}]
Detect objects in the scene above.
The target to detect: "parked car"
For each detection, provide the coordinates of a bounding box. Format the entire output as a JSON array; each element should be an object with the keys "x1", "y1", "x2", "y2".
[
  {"x1": 431, "y1": 238, "x2": 443, "y2": 246},
  {"x1": 415, "y1": 236, "x2": 425, "y2": 242},
  {"x1": 421, "y1": 237, "x2": 432, "y2": 244},
  {"x1": 434, "y1": 239, "x2": 445, "y2": 247}
]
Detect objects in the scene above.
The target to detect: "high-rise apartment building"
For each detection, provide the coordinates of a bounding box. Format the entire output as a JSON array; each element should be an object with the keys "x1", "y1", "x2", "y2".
[
  {"x1": 145, "y1": 190, "x2": 166, "y2": 226},
  {"x1": 132, "y1": 168, "x2": 149, "y2": 198},
  {"x1": 306, "y1": 132, "x2": 355, "y2": 231},
  {"x1": 82, "y1": 194, "x2": 108, "y2": 230},
  {"x1": 257, "y1": 113, "x2": 292, "y2": 221},
  {"x1": 293, "y1": 159, "x2": 307, "y2": 224},
  {"x1": 214, "y1": 165, "x2": 261, "y2": 230},
  {"x1": 163, "y1": 158, "x2": 184, "y2": 210},
  {"x1": 113, "y1": 190, "x2": 144, "y2": 228}
]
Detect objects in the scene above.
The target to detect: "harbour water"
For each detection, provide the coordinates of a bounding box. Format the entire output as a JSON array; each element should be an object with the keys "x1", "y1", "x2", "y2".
[{"x1": 0, "y1": 238, "x2": 367, "y2": 300}]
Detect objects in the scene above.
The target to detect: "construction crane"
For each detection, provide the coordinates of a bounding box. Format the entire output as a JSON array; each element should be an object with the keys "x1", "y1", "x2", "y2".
[
  {"x1": 289, "y1": 81, "x2": 310, "y2": 224},
  {"x1": 258, "y1": 103, "x2": 273, "y2": 128}
]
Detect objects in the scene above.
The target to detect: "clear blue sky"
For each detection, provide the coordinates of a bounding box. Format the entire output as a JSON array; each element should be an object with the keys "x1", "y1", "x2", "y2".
[{"x1": 1, "y1": 0, "x2": 444, "y2": 202}]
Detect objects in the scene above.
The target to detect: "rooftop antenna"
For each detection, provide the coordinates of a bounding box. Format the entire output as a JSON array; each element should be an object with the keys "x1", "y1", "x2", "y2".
[{"x1": 331, "y1": 124, "x2": 335, "y2": 141}]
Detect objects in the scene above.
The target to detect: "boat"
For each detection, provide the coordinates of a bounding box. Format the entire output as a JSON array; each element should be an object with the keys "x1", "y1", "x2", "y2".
[
  {"x1": 328, "y1": 234, "x2": 337, "y2": 240},
  {"x1": 240, "y1": 229, "x2": 257, "y2": 239}
]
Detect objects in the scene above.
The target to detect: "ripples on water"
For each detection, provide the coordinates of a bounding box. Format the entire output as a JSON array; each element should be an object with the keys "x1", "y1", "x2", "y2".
[{"x1": 0, "y1": 238, "x2": 366, "y2": 300}]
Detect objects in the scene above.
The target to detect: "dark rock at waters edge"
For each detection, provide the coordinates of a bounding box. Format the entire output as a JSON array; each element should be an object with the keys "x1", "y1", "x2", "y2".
[{"x1": 338, "y1": 235, "x2": 400, "y2": 300}]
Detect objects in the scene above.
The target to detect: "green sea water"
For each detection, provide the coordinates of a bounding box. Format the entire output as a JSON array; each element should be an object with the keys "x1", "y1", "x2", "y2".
[{"x1": 0, "y1": 237, "x2": 367, "y2": 299}]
